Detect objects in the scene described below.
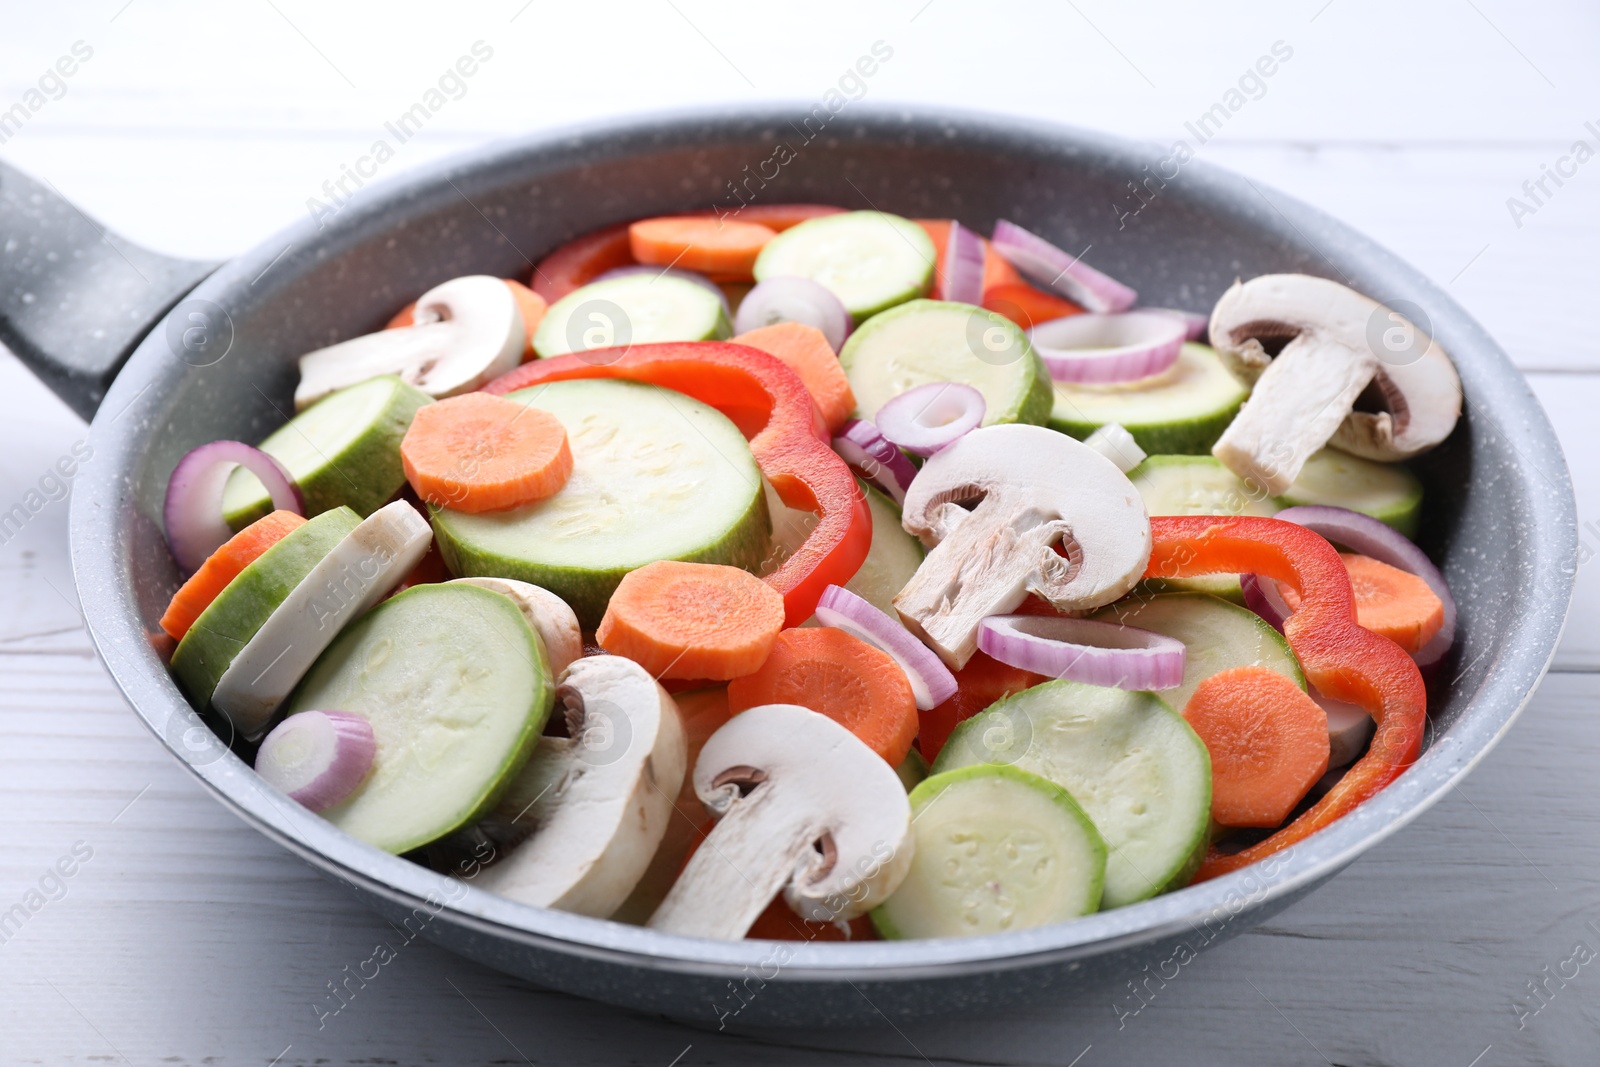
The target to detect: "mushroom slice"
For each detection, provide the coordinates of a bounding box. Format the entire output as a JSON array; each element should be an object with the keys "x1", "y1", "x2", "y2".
[
  {"x1": 294, "y1": 275, "x2": 524, "y2": 411},
  {"x1": 647, "y1": 704, "x2": 913, "y2": 940},
  {"x1": 891, "y1": 424, "x2": 1151, "y2": 670},
  {"x1": 449, "y1": 577, "x2": 582, "y2": 675},
  {"x1": 471, "y1": 655, "x2": 687, "y2": 918},
  {"x1": 1208, "y1": 274, "x2": 1461, "y2": 494}
]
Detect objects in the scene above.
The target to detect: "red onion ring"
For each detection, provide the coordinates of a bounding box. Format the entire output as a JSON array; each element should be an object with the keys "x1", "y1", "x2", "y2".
[
  {"x1": 164, "y1": 440, "x2": 303, "y2": 574},
  {"x1": 255, "y1": 709, "x2": 376, "y2": 813},
  {"x1": 942, "y1": 220, "x2": 986, "y2": 306},
  {"x1": 1242, "y1": 505, "x2": 1456, "y2": 667},
  {"x1": 977, "y1": 614, "x2": 1186, "y2": 691},
  {"x1": 1240, "y1": 573, "x2": 1294, "y2": 632},
  {"x1": 831, "y1": 419, "x2": 917, "y2": 506},
  {"x1": 593, "y1": 265, "x2": 732, "y2": 315},
  {"x1": 874, "y1": 382, "x2": 985, "y2": 458},
  {"x1": 815, "y1": 585, "x2": 957, "y2": 710},
  {"x1": 1146, "y1": 307, "x2": 1209, "y2": 342},
  {"x1": 990, "y1": 220, "x2": 1138, "y2": 313},
  {"x1": 732, "y1": 275, "x2": 851, "y2": 352},
  {"x1": 1027, "y1": 310, "x2": 1186, "y2": 384}
]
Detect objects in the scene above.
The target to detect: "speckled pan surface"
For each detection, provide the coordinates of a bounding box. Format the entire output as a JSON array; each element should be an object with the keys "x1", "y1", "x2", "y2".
[{"x1": 68, "y1": 106, "x2": 1575, "y2": 1026}]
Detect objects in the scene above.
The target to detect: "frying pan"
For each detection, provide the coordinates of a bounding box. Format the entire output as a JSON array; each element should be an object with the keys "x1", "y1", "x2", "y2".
[{"x1": 0, "y1": 106, "x2": 1575, "y2": 1027}]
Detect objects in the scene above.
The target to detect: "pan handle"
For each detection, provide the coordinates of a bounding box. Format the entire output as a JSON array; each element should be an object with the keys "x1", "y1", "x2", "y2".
[{"x1": 0, "y1": 158, "x2": 218, "y2": 421}]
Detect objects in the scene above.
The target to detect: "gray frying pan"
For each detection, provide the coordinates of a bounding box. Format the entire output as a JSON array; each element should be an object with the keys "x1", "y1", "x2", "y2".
[{"x1": 0, "y1": 106, "x2": 1575, "y2": 1026}]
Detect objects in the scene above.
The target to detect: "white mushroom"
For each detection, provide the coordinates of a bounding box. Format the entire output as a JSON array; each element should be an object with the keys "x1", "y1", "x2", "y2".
[
  {"x1": 471, "y1": 655, "x2": 686, "y2": 918},
  {"x1": 294, "y1": 275, "x2": 524, "y2": 411},
  {"x1": 1208, "y1": 274, "x2": 1462, "y2": 494},
  {"x1": 892, "y1": 424, "x2": 1152, "y2": 670},
  {"x1": 211, "y1": 500, "x2": 432, "y2": 739},
  {"x1": 647, "y1": 704, "x2": 912, "y2": 940},
  {"x1": 449, "y1": 577, "x2": 582, "y2": 675}
]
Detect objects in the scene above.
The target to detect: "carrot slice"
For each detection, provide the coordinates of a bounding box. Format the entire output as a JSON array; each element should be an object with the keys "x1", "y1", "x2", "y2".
[
  {"x1": 732, "y1": 322, "x2": 855, "y2": 433},
  {"x1": 400, "y1": 393, "x2": 572, "y2": 513},
  {"x1": 629, "y1": 217, "x2": 778, "y2": 279},
  {"x1": 159, "y1": 510, "x2": 306, "y2": 640},
  {"x1": 1183, "y1": 666, "x2": 1331, "y2": 828},
  {"x1": 727, "y1": 627, "x2": 918, "y2": 765},
  {"x1": 983, "y1": 282, "x2": 1082, "y2": 330},
  {"x1": 692, "y1": 203, "x2": 844, "y2": 232},
  {"x1": 384, "y1": 279, "x2": 547, "y2": 361},
  {"x1": 598, "y1": 561, "x2": 786, "y2": 680},
  {"x1": 1280, "y1": 553, "x2": 1444, "y2": 655}
]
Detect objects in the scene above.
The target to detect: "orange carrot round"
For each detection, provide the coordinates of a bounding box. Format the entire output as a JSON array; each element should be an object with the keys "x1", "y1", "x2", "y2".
[
  {"x1": 1280, "y1": 553, "x2": 1444, "y2": 655},
  {"x1": 732, "y1": 322, "x2": 855, "y2": 433},
  {"x1": 629, "y1": 217, "x2": 777, "y2": 278},
  {"x1": 159, "y1": 510, "x2": 306, "y2": 640},
  {"x1": 691, "y1": 204, "x2": 844, "y2": 232},
  {"x1": 386, "y1": 279, "x2": 546, "y2": 361},
  {"x1": 401, "y1": 393, "x2": 572, "y2": 513},
  {"x1": 1183, "y1": 666, "x2": 1331, "y2": 828},
  {"x1": 727, "y1": 627, "x2": 918, "y2": 766},
  {"x1": 598, "y1": 561, "x2": 786, "y2": 681}
]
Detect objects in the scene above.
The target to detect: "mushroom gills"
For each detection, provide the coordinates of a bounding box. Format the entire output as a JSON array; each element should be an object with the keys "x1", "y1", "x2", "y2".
[
  {"x1": 647, "y1": 703, "x2": 913, "y2": 940},
  {"x1": 469, "y1": 656, "x2": 687, "y2": 918}
]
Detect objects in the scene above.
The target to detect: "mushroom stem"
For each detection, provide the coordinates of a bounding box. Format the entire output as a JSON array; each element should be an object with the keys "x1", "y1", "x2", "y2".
[{"x1": 1212, "y1": 339, "x2": 1378, "y2": 496}]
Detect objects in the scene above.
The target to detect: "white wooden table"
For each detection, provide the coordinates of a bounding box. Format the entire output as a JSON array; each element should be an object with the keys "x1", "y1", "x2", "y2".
[{"x1": 3, "y1": 2, "x2": 1598, "y2": 1063}]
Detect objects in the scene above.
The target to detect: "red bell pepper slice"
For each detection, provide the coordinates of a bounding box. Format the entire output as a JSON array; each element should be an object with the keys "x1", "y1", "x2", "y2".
[
  {"x1": 528, "y1": 220, "x2": 637, "y2": 303},
  {"x1": 1146, "y1": 515, "x2": 1427, "y2": 880},
  {"x1": 483, "y1": 342, "x2": 872, "y2": 628}
]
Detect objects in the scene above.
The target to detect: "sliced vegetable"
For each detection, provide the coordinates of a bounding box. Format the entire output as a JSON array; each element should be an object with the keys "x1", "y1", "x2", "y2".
[
  {"x1": 1050, "y1": 343, "x2": 1247, "y2": 455},
  {"x1": 400, "y1": 392, "x2": 573, "y2": 513},
  {"x1": 1082, "y1": 422, "x2": 1145, "y2": 473},
  {"x1": 732, "y1": 277, "x2": 852, "y2": 353},
  {"x1": 1255, "y1": 504, "x2": 1455, "y2": 666},
  {"x1": 211, "y1": 500, "x2": 432, "y2": 739},
  {"x1": 941, "y1": 220, "x2": 986, "y2": 305},
  {"x1": 872, "y1": 765, "x2": 1105, "y2": 939},
  {"x1": 875, "y1": 382, "x2": 984, "y2": 457},
  {"x1": 1275, "y1": 448, "x2": 1423, "y2": 539},
  {"x1": 592, "y1": 265, "x2": 732, "y2": 315},
  {"x1": 1147, "y1": 307, "x2": 1209, "y2": 342},
  {"x1": 530, "y1": 220, "x2": 637, "y2": 303},
  {"x1": 1317, "y1": 689, "x2": 1375, "y2": 768},
  {"x1": 532, "y1": 272, "x2": 731, "y2": 359},
  {"x1": 733, "y1": 321, "x2": 856, "y2": 433},
  {"x1": 990, "y1": 220, "x2": 1137, "y2": 313},
  {"x1": 1128, "y1": 454, "x2": 1279, "y2": 601},
  {"x1": 894, "y1": 424, "x2": 1152, "y2": 669},
  {"x1": 297, "y1": 275, "x2": 525, "y2": 410},
  {"x1": 165, "y1": 441, "x2": 303, "y2": 574},
  {"x1": 1279, "y1": 553, "x2": 1445, "y2": 656},
  {"x1": 1208, "y1": 274, "x2": 1461, "y2": 493},
  {"x1": 223, "y1": 375, "x2": 431, "y2": 528},
  {"x1": 1089, "y1": 592, "x2": 1305, "y2": 715},
  {"x1": 727, "y1": 627, "x2": 919, "y2": 766},
  {"x1": 831, "y1": 418, "x2": 916, "y2": 505},
  {"x1": 982, "y1": 282, "x2": 1081, "y2": 331},
  {"x1": 934, "y1": 679, "x2": 1211, "y2": 907},
  {"x1": 915, "y1": 219, "x2": 1026, "y2": 298},
  {"x1": 433, "y1": 379, "x2": 768, "y2": 628},
  {"x1": 255, "y1": 709, "x2": 377, "y2": 813},
  {"x1": 1028, "y1": 310, "x2": 1186, "y2": 384},
  {"x1": 449, "y1": 576, "x2": 582, "y2": 676},
  {"x1": 647, "y1": 703, "x2": 913, "y2": 938},
  {"x1": 769, "y1": 479, "x2": 922, "y2": 618},
  {"x1": 598, "y1": 560, "x2": 786, "y2": 681},
  {"x1": 895, "y1": 748, "x2": 929, "y2": 793},
  {"x1": 170, "y1": 508, "x2": 361, "y2": 710},
  {"x1": 695, "y1": 203, "x2": 845, "y2": 232},
  {"x1": 753, "y1": 211, "x2": 935, "y2": 322},
  {"x1": 629, "y1": 216, "x2": 777, "y2": 279},
  {"x1": 813, "y1": 585, "x2": 957, "y2": 711},
  {"x1": 484, "y1": 341, "x2": 872, "y2": 628},
  {"x1": 386, "y1": 278, "x2": 547, "y2": 359},
  {"x1": 1143, "y1": 515, "x2": 1427, "y2": 879},
  {"x1": 916, "y1": 650, "x2": 1044, "y2": 763},
  {"x1": 976, "y1": 613, "x2": 1186, "y2": 691},
  {"x1": 160, "y1": 510, "x2": 306, "y2": 639},
  {"x1": 285, "y1": 582, "x2": 553, "y2": 854},
  {"x1": 472, "y1": 655, "x2": 687, "y2": 917},
  {"x1": 840, "y1": 299, "x2": 1052, "y2": 429},
  {"x1": 1182, "y1": 666, "x2": 1330, "y2": 828}
]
